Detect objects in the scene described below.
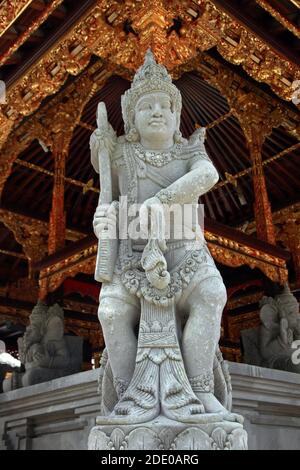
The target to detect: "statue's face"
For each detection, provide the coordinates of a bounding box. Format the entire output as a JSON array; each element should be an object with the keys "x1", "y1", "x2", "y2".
[
  {"x1": 285, "y1": 303, "x2": 299, "y2": 320},
  {"x1": 24, "y1": 325, "x2": 40, "y2": 344},
  {"x1": 134, "y1": 92, "x2": 177, "y2": 145}
]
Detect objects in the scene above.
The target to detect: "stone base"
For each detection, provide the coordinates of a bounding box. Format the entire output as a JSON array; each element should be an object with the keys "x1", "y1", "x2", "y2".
[{"x1": 88, "y1": 416, "x2": 248, "y2": 450}]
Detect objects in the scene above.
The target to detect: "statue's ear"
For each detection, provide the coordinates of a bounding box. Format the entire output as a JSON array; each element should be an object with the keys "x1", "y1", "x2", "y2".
[{"x1": 260, "y1": 304, "x2": 279, "y2": 330}]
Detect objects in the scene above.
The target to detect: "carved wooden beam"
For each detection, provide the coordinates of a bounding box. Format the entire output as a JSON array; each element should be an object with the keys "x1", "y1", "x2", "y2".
[
  {"x1": 175, "y1": 53, "x2": 300, "y2": 141},
  {"x1": 255, "y1": 0, "x2": 300, "y2": 41},
  {"x1": 0, "y1": 1, "x2": 34, "y2": 38},
  {"x1": 0, "y1": 0, "x2": 64, "y2": 67}
]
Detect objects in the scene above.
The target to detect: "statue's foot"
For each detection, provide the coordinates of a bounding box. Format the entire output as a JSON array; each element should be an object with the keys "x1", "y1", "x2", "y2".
[
  {"x1": 97, "y1": 383, "x2": 160, "y2": 425},
  {"x1": 162, "y1": 404, "x2": 222, "y2": 424},
  {"x1": 161, "y1": 382, "x2": 221, "y2": 424},
  {"x1": 96, "y1": 404, "x2": 160, "y2": 425},
  {"x1": 195, "y1": 392, "x2": 244, "y2": 424}
]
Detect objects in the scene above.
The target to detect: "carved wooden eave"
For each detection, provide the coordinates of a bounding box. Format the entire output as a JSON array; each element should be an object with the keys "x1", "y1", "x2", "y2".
[
  {"x1": 0, "y1": 60, "x2": 109, "y2": 197},
  {"x1": 34, "y1": 220, "x2": 289, "y2": 299},
  {"x1": 0, "y1": 208, "x2": 85, "y2": 264},
  {"x1": 1, "y1": 0, "x2": 300, "y2": 153}
]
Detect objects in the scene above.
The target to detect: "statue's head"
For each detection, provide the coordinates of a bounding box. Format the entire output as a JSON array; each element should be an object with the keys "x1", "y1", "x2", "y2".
[
  {"x1": 24, "y1": 300, "x2": 48, "y2": 344},
  {"x1": 275, "y1": 284, "x2": 299, "y2": 317},
  {"x1": 121, "y1": 50, "x2": 182, "y2": 145},
  {"x1": 45, "y1": 304, "x2": 64, "y2": 341}
]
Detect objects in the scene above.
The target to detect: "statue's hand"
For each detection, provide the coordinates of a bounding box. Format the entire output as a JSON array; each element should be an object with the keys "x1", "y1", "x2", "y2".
[
  {"x1": 93, "y1": 202, "x2": 118, "y2": 240},
  {"x1": 140, "y1": 196, "x2": 166, "y2": 252},
  {"x1": 280, "y1": 318, "x2": 293, "y2": 346},
  {"x1": 31, "y1": 351, "x2": 50, "y2": 368},
  {"x1": 188, "y1": 126, "x2": 206, "y2": 146}
]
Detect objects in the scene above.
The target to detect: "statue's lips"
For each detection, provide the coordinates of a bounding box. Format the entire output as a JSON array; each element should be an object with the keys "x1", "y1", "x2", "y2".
[{"x1": 148, "y1": 120, "x2": 166, "y2": 126}]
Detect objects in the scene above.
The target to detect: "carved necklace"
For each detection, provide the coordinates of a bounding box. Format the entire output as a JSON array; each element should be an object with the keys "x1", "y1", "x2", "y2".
[{"x1": 132, "y1": 142, "x2": 183, "y2": 167}]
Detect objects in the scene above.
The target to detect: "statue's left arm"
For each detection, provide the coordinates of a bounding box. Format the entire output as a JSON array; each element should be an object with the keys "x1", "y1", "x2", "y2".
[{"x1": 157, "y1": 131, "x2": 219, "y2": 205}]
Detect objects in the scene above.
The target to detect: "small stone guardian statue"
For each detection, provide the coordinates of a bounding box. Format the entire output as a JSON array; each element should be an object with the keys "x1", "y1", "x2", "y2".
[
  {"x1": 88, "y1": 51, "x2": 247, "y2": 450},
  {"x1": 3, "y1": 302, "x2": 82, "y2": 391}
]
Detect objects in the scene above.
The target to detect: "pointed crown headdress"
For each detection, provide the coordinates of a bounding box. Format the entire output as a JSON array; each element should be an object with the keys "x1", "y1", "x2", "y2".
[
  {"x1": 275, "y1": 284, "x2": 299, "y2": 308},
  {"x1": 121, "y1": 50, "x2": 182, "y2": 134}
]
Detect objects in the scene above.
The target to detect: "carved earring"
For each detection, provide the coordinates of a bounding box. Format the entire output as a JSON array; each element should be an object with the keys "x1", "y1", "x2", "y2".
[
  {"x1": 174, "y1": 130, "x2": 184, "y2": 144},
  {"x1": 126, "y1": 127, "x2": 140, "y2": 142}
]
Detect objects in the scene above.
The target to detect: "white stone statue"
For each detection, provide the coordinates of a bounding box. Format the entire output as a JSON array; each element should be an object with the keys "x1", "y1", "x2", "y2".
[
  {"x1": 259, "y1": 285, "x2": 300, "y2": 372},
  {"x1": 89, "y1": 51, "x2": 246, "y2": 449},
  {"x1": 241, "y1": 284, "x2": 300, "y2": 373}
]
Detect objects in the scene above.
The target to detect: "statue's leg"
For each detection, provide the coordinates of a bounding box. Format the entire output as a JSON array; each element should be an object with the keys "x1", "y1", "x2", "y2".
[
  {"x1": 181, "y1": 275, "x2": 226, "y2": 380},
  {"x1": 98, "y1": 278, "x2": 140, "y2": 396},
  {"x1": 180, "y1": 274, "x2": 242, "y2": 423}
]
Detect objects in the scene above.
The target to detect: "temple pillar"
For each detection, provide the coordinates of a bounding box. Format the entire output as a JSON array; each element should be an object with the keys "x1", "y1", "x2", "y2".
[
  {"x1": 48, "y1": 134, "x2": 68, "y2": 255},
  {"x1": 248, "y1": 133, "x2": 276, "y2": 245},
  {"x1": 233, "y1": 94, "x2": 283, "y2": 245}
]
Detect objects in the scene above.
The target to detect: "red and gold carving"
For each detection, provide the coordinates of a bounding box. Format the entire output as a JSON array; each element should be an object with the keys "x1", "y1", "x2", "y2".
[
  {"x1": 0, "y1": 208, "x2": 48, "y2": 263},
  {"x1": 0, "y1": 62, "x2": 108, "y2": 196},
  {"x1": 206, "y1": 233, "x2": 287, "y2": 284},
  {"x1": 1, "y1": 0, "x2": 299, "y2": 152},
  {"x1": 38, "y1": 245, "x2": 97, "y2": 299}
]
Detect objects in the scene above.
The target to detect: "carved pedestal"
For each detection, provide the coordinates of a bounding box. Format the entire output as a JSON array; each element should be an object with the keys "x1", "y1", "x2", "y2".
[{"x1": 88, "y1": 416, "x2": 248, "y2": 450}]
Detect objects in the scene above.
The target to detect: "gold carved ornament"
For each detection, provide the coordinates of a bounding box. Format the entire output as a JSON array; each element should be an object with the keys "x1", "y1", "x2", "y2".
[
  {"x1": 0, "y1": 208, "x2": 48, "y2": 264},
  {"x1": 206, "y1": 233, "x2": 288, "y2": 285},
  {"x1": 1, "y1": 0, "x2": 299, "y2": 151},
  {"x1": 38, "y1": 246, "x2": 97, "y2": 300}
]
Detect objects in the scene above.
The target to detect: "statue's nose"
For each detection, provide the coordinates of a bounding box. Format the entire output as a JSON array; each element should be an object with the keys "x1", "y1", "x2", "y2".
[{"x1": 152, "y1": 104, "x2": 163, "y2": 116}]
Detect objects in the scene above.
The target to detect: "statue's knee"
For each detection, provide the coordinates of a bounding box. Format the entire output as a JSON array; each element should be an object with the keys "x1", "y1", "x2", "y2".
[
  {"x1": 204, "y1": 278, "x2": 227, "y2": 310},
  {"x1": 98, "y1": 301, "x2": 117, "y2": 327},
  {"x1": 98, "y1": 298, "x2": 132, "y2": 329}
]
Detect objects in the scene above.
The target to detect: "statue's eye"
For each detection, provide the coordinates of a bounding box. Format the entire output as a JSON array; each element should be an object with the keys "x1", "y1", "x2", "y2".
[{"x1": 139, "y1": 103, "x2": 151, "y2": 110}]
